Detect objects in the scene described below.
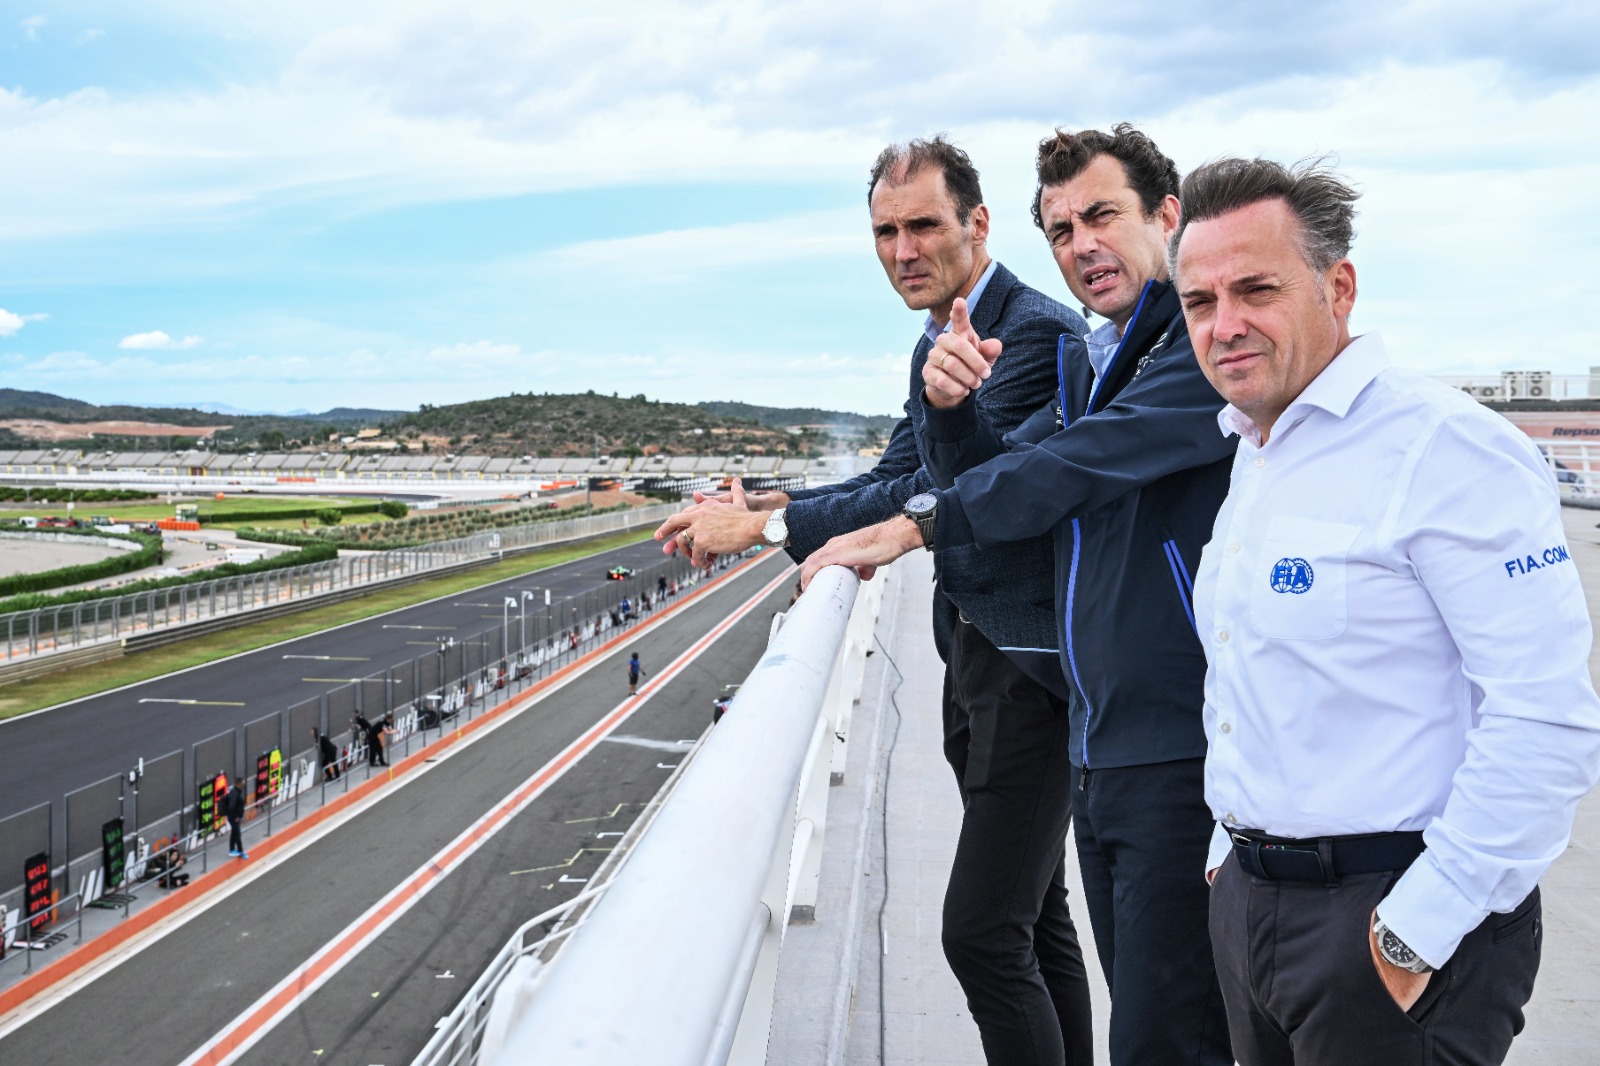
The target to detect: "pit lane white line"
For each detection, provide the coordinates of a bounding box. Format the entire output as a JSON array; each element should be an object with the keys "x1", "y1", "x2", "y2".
[{"x1": 174, "y1": 560, "x2": 795, "y2": 1066}]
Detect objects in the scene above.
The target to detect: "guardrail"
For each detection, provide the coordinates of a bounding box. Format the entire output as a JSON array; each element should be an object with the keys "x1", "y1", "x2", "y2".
[
  {"x1": 0, "y1": 503, "x2": 679, "y2": 664},
  {"x1": 415, "y1": 565, "x2": 880, "y2": 1066},
  {"x1": 1534, "y1": 442, "x2": 1600, "y2": 505}
]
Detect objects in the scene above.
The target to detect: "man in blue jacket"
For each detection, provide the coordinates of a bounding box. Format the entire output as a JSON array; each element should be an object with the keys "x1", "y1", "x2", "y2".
[
  {"x1": 657, "y1": 137, "x2": 1094, "y2": 1065},
  {"x1": 802, "y1": 125, "x2": 1235, "y2": 1065}
]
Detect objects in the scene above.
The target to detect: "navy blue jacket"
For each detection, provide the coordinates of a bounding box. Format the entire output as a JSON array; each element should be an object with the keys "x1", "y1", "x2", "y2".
[
  {"x1": 784, "y1": 262, "x2": 1085, "y2": 687},
  {"x1": 920, "y1": 280, "x2": 1235, "y2": 769}
]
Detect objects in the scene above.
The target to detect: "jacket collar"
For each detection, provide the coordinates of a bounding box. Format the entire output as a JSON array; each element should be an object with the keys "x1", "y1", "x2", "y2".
[
  {"x1": 968, "y1": 260, "x2": 1017, "y2": 335},
  {"x1": 1090, "y1": 278, "x2": 1180, "y2": 412}
]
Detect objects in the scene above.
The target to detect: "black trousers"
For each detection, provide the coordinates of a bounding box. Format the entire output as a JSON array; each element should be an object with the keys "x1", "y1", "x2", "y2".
[
  {"x1": 1072, "y1": 758, "x2": 1232, "y2": 1065},
  {"x1": 227, "y1": 814, "x2": 243, "y2": 854},
  {"x1": 1210, "y1": 854, "x2": 1543, "y2": 1065},
  {"x1": 941, "y1": 620, "x2": 1093, "y2": 1066}
]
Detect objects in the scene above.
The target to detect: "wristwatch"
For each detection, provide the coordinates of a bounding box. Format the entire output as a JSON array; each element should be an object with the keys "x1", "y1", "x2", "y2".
[
  {"x1": 1372, "y1": 916, "x2": 1434, "y2": 974},
  {"x1": 761, "y1": 508, "x2": 789, "y2": 548},
  {"x1": 903, "y1": 493, "x2": 938, "y2": 551}
]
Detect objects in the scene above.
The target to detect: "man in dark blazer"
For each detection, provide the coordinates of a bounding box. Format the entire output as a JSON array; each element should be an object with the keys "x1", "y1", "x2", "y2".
[{"x1": 658, "y1": 137, "x2": 1094, "y2": 1065}]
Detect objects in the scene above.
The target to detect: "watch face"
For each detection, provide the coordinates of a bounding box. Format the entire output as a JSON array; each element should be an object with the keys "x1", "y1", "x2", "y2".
[
  {"x1": 906, "y1": 493, "x2": 937, "y2": 516},
  {"x1": 1379, "y1": 925, "x2": 1417, "y2": 966},
  {"x1": 763, "y1": 511, "x2": 786, "y2": 543}
]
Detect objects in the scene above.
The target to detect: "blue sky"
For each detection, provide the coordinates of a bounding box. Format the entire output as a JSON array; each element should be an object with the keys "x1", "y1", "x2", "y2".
[{"x1": 1, "y1": 1, "x2": 1596, "y2": 416}]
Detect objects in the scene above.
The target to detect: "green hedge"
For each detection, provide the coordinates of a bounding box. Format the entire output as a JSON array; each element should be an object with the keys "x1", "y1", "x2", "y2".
[
  {"x1": 0, "y1": 487, "x2": 157, "y2": 503},
  {"x1": 197, "y1": 502, "x2": 381, "y2": 524},
  {"x1": 234, "y1": 503, "x2": 629, "y2": 551},
  {"x1": 0, "y1": 532, "x2": 163, "y2": 597},
  {"x1": 0, "y1": 540, "x2": 340, "y2": 614}
]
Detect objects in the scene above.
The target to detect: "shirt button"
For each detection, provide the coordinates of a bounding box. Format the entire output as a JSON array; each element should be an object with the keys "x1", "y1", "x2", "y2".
[
  {"x1": 1217, "y1": 630, "x2": 1230, "y2": 643},
  {"x1": 1227, "y1": 542, "x2": 1241, "y2": 554},
  {"x1": 1220, "y1": 722, "x2": 1232, "y2": 734},
  {"x1": 1253, "y1": 457, "x2": 1266, "y2": 468},
  {"x1": 1226, "y1": 812, "x2": 1237, "y2": 823}
]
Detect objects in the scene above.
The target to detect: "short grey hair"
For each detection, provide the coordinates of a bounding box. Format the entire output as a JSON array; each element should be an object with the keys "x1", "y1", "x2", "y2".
[{"x1": 1168, "y1": 156, "x2": 1359, "y2": 279}]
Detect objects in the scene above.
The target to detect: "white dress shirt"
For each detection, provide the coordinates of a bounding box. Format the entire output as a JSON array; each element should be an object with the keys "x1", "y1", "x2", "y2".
[{"x1": 1195, "y1": 331, "x2": 1600, "y2": 967}]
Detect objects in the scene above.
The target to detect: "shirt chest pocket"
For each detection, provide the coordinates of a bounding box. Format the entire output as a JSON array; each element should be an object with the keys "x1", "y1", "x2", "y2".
[{"x1": 1248, "y1": 516, "x2": 1361, "y2": 640}]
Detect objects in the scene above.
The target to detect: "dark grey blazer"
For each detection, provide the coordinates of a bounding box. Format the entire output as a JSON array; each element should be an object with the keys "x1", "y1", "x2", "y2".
[{"x1": 784, "y1": 261, "x2": 1085, "y2": 687}]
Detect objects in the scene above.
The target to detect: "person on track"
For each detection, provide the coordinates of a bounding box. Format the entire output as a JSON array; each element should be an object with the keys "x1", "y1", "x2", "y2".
[
  {"x1": 627, "y1": 651, "x2": 646, "y2": 697},
  {"x1": 222, "y1": 775, "x2": 247, "y2": 859}
]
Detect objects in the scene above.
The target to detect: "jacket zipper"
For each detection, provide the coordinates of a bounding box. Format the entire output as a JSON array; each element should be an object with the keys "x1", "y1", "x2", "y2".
[
  {"x1": 1070, "y1": 281, "x2": 1155, "y2": 771},
  {"x1": 1055, "y1": 333, "x2": 1069, "y2": 427}
]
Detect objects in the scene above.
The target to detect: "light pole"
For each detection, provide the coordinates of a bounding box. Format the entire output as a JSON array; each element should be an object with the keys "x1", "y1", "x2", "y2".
[{"x1": 502, "y1": 596, "x2": 516, "y2": 660}]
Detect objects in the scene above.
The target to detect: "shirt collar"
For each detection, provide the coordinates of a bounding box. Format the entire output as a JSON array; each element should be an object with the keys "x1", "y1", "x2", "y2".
[
  {"x1": 924, "y1": 258, "x2": 999, "y2": 347},
  {"x1": 1084, "y1": 318, "x2": 1122, "y2": 380},
  {"x1": 1216, "y1": 331, "x2": 1389, "y2": 443}
]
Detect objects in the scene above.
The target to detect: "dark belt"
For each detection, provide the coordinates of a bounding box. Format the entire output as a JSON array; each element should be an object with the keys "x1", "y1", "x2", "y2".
[{"x1": 1229, "y1": 828, "x2": 1425, "y2": 883}]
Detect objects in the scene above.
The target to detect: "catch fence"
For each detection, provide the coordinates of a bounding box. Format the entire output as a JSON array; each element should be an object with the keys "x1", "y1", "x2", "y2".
[
  {"x1": 0, "y1": 546, "x2": 749, "y2": 972},
  {"x1": 0, "y1": 503, "x2": 679, "y2": 662}
]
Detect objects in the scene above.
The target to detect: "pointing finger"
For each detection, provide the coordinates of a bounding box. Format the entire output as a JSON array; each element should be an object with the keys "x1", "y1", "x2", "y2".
[{"x1": 950, "y1": 298, "x2": 978, "y2": 345}]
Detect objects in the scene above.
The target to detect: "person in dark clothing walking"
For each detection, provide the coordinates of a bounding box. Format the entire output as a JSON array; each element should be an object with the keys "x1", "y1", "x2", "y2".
[
  {"x1": 222, "y1": 775, "x2": 247, "y2": 859},
  {"x1": 372, "y1": 714, "x2": 390, "y2": 767},
  {"x1": 627, "y1": 652, "x2": 645, "y2": 696},
  {"x1": 313, "y1": 728, "x2": 340, "y2": 782},
  {"x1": 353, "y1": 713, "x2": 383, "y2": 767}
]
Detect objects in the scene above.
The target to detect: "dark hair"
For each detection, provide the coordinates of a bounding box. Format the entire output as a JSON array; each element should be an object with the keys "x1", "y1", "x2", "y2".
[
  {"x1": 1169, "y1": 156, "x2": 1359, "y2": 277},
  {"x1": 1031, "y1": 123, "x2": 1179, "y2": 229},
  {"x1": 867, "y1": 136, "x2": 984, "y2": 224}
]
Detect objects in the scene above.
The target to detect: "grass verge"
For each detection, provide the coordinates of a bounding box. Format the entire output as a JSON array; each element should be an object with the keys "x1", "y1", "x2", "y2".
[{"x1": 0, "y1": 528, "x2": 659, "y2": 721}]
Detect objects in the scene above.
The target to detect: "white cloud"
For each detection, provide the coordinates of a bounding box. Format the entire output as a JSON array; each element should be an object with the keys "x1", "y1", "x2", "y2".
[
  {"x1": 533, "y1": 210, "x2": 859, "y2": 282},
  {"x1": 0, "y1": 3, "x2": 1596, "y2": 408},
  {"x1": 74, "y1": 28, "x2": 103, "y2": 45},
  {"x1": 0, "y1": 309, "x2": 47, "y2": 337},
  {"x1": 19, "y1": 15, "x2": 44, "y2": 41},
  {"x1": 119, "y1": 330, "x2": 203, "y2": 349}
]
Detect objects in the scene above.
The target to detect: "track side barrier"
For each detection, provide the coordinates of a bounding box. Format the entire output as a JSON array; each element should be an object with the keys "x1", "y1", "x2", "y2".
[{"x1": 0, "y1": 549, "x2": 777, "y2": 1015}]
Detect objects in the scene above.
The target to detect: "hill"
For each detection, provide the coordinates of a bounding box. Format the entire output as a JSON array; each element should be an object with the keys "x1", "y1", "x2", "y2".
[
  {"x1": 695, "y1": 401, "x2": 900, "y2": 435},
  {"x1": 0, "y1": 390, "x2": 401, "y2": 450},
  {"x1": 384, "y1": 391, "x2": 822, "y2": 457}
]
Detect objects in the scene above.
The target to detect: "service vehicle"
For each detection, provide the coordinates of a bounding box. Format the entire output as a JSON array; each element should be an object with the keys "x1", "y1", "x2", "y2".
[{"x1": 712, "y1": 684, "x2": 740, "y2": 724}]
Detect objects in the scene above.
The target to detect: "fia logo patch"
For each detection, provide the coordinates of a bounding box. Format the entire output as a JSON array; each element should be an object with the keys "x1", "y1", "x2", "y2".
[{"x1": 1270, "y1": 557, "x2": 1314, "y2": 594}]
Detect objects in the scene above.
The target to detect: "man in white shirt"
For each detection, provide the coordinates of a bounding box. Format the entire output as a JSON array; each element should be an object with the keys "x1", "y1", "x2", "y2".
[{"x1": 1174, "y1": 156, "x2": 1600, "y2": 1064}]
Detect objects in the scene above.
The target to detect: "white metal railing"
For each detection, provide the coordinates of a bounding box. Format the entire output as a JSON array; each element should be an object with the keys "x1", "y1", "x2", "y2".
[
  {"x1": 414, "y1": 565, "x2": 881, "y2": 1066},
  {"x1": 1434, "y1": 372, "x2": 1595, "y2": 403},
  {"x1": 1537, "y1": 441, "x2": 1600, "y2": 504}
]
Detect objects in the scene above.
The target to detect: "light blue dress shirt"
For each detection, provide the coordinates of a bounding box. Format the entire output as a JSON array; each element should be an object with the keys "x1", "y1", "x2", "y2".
[{"x1": 923, "y1": 258, "x2": 999, "y2": 348}]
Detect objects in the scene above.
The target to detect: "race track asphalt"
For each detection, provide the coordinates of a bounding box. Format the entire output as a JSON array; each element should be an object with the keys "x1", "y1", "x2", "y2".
[
  {"x1": 0, "y1": 535, "x2": 685, "y2": 832},
  {"x1": 0, "y1": 548, "x2": 795, "y2": 1065}
]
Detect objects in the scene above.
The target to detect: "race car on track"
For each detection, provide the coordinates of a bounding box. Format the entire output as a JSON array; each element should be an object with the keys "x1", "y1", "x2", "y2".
[{"x1": 607, "y1": 566, "x2": 634, "y2": 581}]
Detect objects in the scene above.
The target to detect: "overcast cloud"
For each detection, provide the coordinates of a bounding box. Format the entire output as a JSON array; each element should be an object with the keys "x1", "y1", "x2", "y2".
[{"x1": 0, "y1": 1, "x2": 1595, "y2": 413}]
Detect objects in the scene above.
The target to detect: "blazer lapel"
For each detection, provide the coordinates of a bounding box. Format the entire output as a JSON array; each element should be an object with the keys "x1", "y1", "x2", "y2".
[{"x1": 967, "y1": 261, "x2": 1016, "y2": 339}]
